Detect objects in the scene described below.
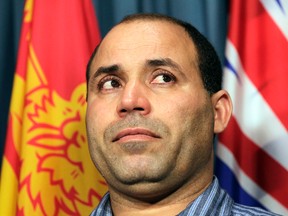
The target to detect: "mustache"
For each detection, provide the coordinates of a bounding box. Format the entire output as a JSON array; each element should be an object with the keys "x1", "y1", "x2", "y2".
[{"x1": 104, "y1": 113, "x2": 170, "y2": 142}]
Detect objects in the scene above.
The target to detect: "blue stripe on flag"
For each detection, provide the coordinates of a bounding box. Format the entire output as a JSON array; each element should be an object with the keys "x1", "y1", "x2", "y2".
[
  {"x1": 224, "y1": 57, "x2": 241, "y2": 83},
  {"x1": 215, "y1": 157, "x2": 268, "y2": 210},
  {"x1": 276, "y1": 0, "x2": 285, "y2": 14}
]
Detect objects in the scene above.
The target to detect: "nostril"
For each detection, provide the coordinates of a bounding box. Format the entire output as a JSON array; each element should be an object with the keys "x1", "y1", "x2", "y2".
[
  {"x1": 119, "y1": 107, "x2": 145, "y2": 114},
  {"x1": 120, "y1": 108, "x2": 127, "y2": 113},
  {"x1": 134, "y1": 107, "x2": 144, "y2": 111}
]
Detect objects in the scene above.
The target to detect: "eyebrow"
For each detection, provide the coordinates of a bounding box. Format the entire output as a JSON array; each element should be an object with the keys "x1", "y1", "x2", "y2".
[
  {"x1": 146, "y1": 58, "x2": 182, "y2": 71},
  {"x1": 92, "y1": 64, "x2": 120, "y2": 79}
]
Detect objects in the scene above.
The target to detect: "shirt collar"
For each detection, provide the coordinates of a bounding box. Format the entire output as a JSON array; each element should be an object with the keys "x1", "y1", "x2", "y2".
[{"x1": 90, "y1": 177, "x2": 231, "y2": 216}]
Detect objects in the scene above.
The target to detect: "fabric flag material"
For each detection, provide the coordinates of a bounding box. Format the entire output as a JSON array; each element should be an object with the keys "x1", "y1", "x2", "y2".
[
  {"x1": 0, "y1": 0, "x2": 107, "y2": 215},
  {"x1": 216, "y1": 0, "x2": 288, "y2": 215}
]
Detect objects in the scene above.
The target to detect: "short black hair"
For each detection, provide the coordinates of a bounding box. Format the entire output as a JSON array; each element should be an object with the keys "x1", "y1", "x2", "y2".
[{"x1": 86, "y1": 13, "x2": 222, "y2": 94}]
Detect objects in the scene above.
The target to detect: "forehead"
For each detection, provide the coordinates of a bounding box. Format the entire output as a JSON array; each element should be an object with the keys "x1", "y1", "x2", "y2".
[{"x1": 91, "y1": 20, "x2": 198, "y2": 72}]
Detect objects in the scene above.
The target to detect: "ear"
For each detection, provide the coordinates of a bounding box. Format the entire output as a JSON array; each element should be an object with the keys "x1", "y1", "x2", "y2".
[{"x1": 211, "y1": 90, "x2": 233, "y2": 133}]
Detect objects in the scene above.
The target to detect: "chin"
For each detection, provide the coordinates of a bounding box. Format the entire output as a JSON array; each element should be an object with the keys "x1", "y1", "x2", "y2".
[
  {"x1": 113, "y1": 179, "x2": 175, "y2": 203},
  {"x1": 119, "y1": 158, "x2": 170, "y2": 179},
  {"x1": 110, "y1": 162, "x2": 169, "y2": 185},
  {"x1": 116, "y1": 179, "x2": 161, "y2": 193}
]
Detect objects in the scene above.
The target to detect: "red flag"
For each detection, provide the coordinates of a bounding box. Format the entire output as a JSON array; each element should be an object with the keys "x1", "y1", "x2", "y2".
[
  {"x1": 0, "y1": 0, "x2": 107, "y2": 215},
  {"x1": 216, "y1": 0, "x2": 288, "y2": 215}
]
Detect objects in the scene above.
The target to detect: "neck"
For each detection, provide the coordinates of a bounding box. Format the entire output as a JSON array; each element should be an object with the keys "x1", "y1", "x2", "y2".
[
  {"x1": 111, "y1": 203, "x2": 192, "y2": 216},
  {"x1": 109, "y1": 174, "x2": 213, "y2": 216}
]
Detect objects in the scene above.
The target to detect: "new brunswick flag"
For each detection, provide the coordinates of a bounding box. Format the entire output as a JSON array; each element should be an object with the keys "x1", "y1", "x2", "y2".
[{"x1": 0, "y1": 0, "x2": 107, "y2": 215}]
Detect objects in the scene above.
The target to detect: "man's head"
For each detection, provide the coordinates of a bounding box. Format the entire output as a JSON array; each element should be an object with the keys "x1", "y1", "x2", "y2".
[{"x1": 86, "y1": 13, "x2": 232, "y2": 202}]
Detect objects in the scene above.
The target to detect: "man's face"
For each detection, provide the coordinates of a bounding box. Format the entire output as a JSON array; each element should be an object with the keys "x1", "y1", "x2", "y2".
[{"x1": 86, "y1": 20, "x2": 215, "y2": 199}]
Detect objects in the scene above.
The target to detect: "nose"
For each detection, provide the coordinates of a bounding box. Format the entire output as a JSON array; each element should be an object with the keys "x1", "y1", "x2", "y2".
[{"x1": 117, "y1": 80, "x2": 151, "y2": 117}]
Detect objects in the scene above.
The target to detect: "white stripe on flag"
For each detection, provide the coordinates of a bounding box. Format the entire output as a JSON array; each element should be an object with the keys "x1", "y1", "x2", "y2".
[
  {"x1": 260, "y1": 0, "x2": 288, "y2": 41},
  {"x1": 223, "y1": 40, "x2": 288, "y2": 171},
  {"x1": 216, "y1": 142, "x2": 288, "y2": 215}
]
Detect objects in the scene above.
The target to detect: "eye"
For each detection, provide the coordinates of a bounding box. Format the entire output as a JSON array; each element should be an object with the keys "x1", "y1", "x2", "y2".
[
  {"x1": 98, "y1": 76, "x2": 122, "y2": 91},
  {"x1": 151, "y1": 71, "x2": 176, "y2": 84}
]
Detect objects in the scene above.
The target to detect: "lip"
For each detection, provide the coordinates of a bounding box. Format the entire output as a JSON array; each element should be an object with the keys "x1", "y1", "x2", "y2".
[{"x1": 112, "y1": 128, "x2": 161, "y2": 142}]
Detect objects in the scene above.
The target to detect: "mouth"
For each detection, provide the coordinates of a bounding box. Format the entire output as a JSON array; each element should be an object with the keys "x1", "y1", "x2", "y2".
[{"x1": 112, "y1": 128, "x2": 161, "y2": 143}]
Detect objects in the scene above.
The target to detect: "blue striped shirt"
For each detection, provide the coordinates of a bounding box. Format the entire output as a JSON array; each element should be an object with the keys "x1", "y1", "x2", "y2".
[{"x1": 90, "y1": 177, "x2": 281, "y2": 216}]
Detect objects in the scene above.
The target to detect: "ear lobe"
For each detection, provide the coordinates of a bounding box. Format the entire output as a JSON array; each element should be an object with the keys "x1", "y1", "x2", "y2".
[{"x1": 212, "y1": 90, "x2": 233, "y2": 134}]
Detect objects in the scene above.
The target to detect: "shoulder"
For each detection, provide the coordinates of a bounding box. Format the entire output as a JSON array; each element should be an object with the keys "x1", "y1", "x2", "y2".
[{"x1": 231, "y1": 202, "x2": 282, "y2": 216}]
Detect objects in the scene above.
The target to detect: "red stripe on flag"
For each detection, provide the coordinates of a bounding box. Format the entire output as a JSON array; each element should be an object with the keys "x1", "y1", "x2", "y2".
[
  {"x1": 228, "y1": 0, "x2": 288, "y2": 129},
  {"x1": 219, "y1": 116, "x2": 288, "y2": 208},
  {"x1": 31, "y1": 1, "x2": 101, "y2": 100}
]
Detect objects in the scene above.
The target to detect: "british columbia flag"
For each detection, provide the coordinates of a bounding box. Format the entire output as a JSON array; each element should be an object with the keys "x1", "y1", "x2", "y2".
[{"x1": 215, "y1": 0, "x2": 288, "y2": 215}]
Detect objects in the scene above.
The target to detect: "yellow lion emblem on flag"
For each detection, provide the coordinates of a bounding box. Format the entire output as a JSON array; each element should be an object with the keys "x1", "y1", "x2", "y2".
[{"x1": 10, "y1": 45, "x2": 107, "y2": 215}]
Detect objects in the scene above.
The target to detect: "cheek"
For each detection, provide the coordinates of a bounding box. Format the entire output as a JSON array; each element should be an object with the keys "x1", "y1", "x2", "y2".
[
  {"x1": 87, "y1": 97, "x2": 116, "y2": 122},
  {"x1": 158, "y1": 94, "x2": 200, "y2": 124},
  {"x1": 86, "y1": 100, "x2": 111, "y2": 166},
  {"x1": 86, "y1": 99, "x2": 113, "y2": 140},
  {"x1": 163, "y1": 93, "x2": 214, "y2": 148}
]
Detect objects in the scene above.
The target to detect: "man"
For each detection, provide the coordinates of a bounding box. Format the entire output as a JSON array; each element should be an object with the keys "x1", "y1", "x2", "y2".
[{"x1": 86, "y1": 14, "x2": 279, "y2": 216}]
